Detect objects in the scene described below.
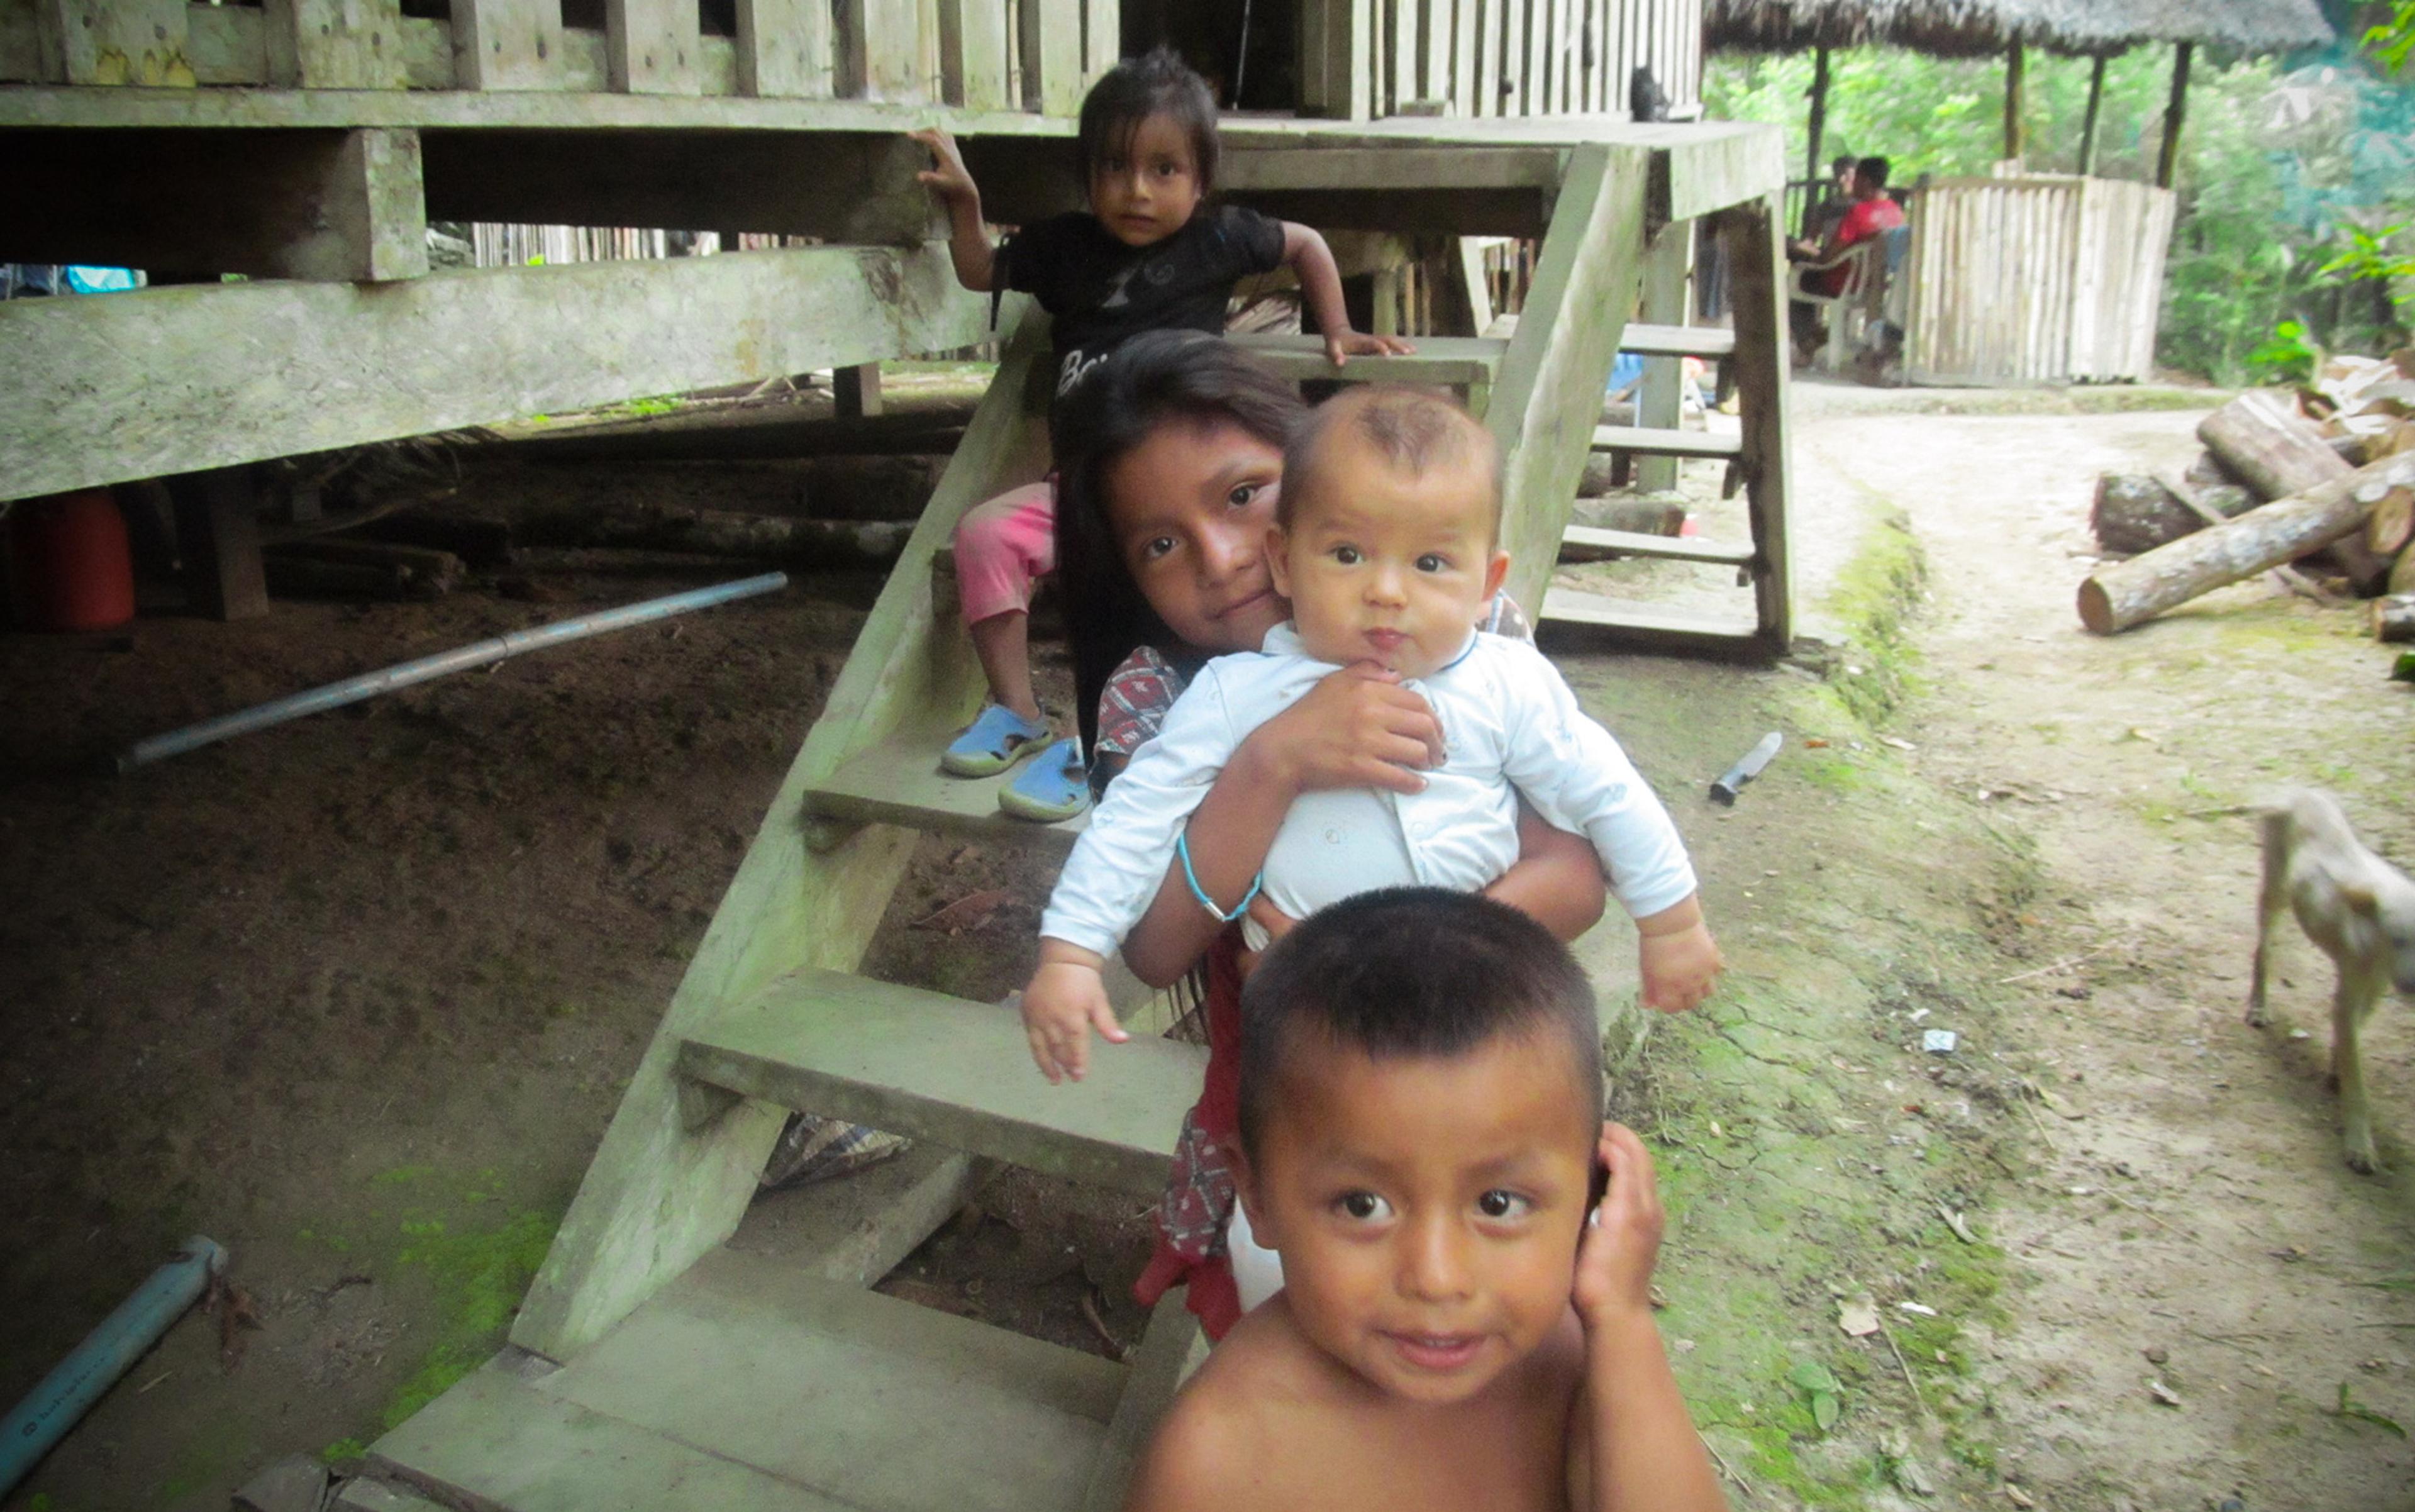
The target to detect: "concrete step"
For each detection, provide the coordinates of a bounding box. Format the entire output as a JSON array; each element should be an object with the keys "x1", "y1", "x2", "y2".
[
  {"x1": 679, "y1": 969, "x2": 1204, "y2": 1196},
  {"x1": 802, "y1": 716, "x2": 1089, "y2": 857},
  {"x1": 1617, "y1": 322, "x2": 1737, "y2": 359},
  {"x1": 1227, "y1": 331, "x2": 1505, "y2": 386},
  {"x1": 1590, "y1": 423, "x2": 1743, "y2": 459},
  {"x1": 1558, "y1": 525, "x2": 1756, "y2": 567},
  {"x1": 369, "y1": 1249, "x2": 1127, "y2": 1512},
  {"x1": 1536, "y1": 588, "x2": 1774, "y2": 659}
]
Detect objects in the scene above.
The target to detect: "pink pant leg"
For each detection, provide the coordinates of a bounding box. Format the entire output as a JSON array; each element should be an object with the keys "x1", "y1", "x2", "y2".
[{"x1": 953, "y1": 481, "x2": 1057, "y2": 625}]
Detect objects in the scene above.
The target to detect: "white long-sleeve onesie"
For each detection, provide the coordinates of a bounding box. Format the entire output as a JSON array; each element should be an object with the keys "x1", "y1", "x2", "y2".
[{"x1": 1039, "y1": 624, "x2": 1697, "y2": 957}]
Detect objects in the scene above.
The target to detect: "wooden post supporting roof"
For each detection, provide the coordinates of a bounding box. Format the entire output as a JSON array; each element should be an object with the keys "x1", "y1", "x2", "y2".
[
  {"x1": 1801, "y1": 43, "x2": 1829, "y2": 237},
  {"x1": 2002, "y1": 38, "x2": 2026, "y2": 163},
  {"x1": 2156, "y1": 42, "x2": 2192, "y2": 188},
  {"x1": 2077, "y1": 53, "x2": 2107, "y2": 176}
]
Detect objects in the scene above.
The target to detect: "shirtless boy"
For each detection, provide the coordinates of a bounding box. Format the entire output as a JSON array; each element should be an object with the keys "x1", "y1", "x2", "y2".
[{"x1": 1123, "y1": 888, "x2": 1727, "y2": 1512}]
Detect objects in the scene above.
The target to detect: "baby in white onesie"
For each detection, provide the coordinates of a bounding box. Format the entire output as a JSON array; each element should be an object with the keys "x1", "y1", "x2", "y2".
[{"x1": 1020, "y1": 385, "x2": 1721, "y2": 1083}]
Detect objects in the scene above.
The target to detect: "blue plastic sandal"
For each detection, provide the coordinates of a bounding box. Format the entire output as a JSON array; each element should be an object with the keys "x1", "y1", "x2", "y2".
[
  {"x1": 999, "y1": 738, "x2": 1090, "y2": 823},
  {"x1": 941, "y1": 703, "x2": 1052, "y2": 777}
]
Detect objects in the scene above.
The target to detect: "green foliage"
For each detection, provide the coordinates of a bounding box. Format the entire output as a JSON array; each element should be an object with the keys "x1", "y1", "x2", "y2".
[
  {"x1": 2333, "y1": 1381, "x2": 2411, "y2": 1437},
  {"x1": 2247, "y1": 318, "x2": 2320, "y2": 383},
  {"x1": 2368, "y1": 2, "x2": 2415, "y2": 75},
  {"x1": 2319, "y1": 221, "x2": 2415, "y2": 310},
  {"x1": 1704, "y1": 46, "x2": 2415, "y2": 384}
]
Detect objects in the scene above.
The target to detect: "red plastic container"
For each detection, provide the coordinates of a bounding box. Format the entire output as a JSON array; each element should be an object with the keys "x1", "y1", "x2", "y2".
[{"x1": 8, "y1": 488, "x2": 136, "y2": 631}]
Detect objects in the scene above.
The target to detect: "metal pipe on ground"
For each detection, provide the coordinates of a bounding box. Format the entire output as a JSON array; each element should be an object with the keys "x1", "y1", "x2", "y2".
[
  {"x1": 0, "y1": 1237, "x2": 225, "y2": 1499},
  {"x1": 116, "y1": 572, "x2": 789, "y2": 772}
]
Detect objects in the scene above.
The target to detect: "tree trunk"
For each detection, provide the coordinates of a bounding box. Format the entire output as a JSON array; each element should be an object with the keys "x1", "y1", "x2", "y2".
[
  {"x1": 264, "y1": 538, "x2": 465, "y2": 599},
  {"x1": 355, "y1": 511, "x2": 514, "y2": 569},
  {"x1": 517, "y1": 504, "x2": 911, "y2": 569},
  {"x1": 2363, "y1": 468, "x2": 2415, "y2": 557},
  {"x1": 2392, "y1": 544, "x2": 2415, "y2": 597},
  {"x1": 2200, "y1": 389, "x2": 2391, "y2": 591},
  {"x1": 2077, "y1": 455, "x2": 2406, "y2": 635},
  {"x1": 2090, "y1": 473, "x2": 2252, "y2": 555},
  {"x1": 2374, "y1": 594, "x2": 2415, "y2": 643}
]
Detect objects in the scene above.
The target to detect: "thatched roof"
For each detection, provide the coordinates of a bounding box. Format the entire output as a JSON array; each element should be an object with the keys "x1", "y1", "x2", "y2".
[{"x1": 1704, "y1": 0, "x2": 2336, "y2": 58}]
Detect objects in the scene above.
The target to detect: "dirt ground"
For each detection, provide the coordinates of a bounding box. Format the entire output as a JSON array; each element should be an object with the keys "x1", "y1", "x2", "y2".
[{"x1": 6, "y1": 374, "x2": 2415, "y2": 1511}]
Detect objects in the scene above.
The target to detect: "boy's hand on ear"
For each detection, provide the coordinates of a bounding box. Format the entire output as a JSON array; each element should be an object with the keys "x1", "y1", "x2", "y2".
[
  {"x1": 1324, "y1": 330, "x2": 1418, "y2": 368},
  {"x1": 909, "y1": 126, "x2": 977, "y2": 205},
  {"x1": 1572, "y1": 1123, "x2": 1665, "y2": 1327},
  {"x1": 1021, "y1": 944, "x2": 1128, "y2": 1084}
]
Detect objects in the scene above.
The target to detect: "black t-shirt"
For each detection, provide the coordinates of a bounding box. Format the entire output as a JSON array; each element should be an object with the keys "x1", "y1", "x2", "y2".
[{"x1": 998, "y1": 204, "x2": 1288, "y2": 405}]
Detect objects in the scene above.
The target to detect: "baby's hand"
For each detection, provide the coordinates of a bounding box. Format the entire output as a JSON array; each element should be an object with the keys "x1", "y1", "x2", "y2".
[
  {"x1": 1637, "y1": 909, "x2": 1720, "y2": 1014},
  {"x1": 1020, "y1": 945, "x2": 1128, "y2": 1084},
  {"x1": 909, "y1": 126, "x2": 977, "y2": 206},
  {"x1": 1572, "y1": 1123, "x2": 1665, "y2": 1328},
  {"x1": 1324, "y1": 329, "x2": 1417, "y2": 368}
]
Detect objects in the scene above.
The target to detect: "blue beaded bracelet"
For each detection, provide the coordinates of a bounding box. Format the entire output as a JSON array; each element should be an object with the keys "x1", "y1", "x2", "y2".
[{"x1": 1176, "y1": 831, "x2": 1263, "y2": 924}]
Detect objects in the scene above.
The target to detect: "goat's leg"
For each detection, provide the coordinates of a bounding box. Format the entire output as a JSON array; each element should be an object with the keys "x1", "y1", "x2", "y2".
[
  {"x1": 2248, "y1": 817, "x2": 2290, "y2": 1027},
  {"x1": 2335, "y1": 970, "x2": 2382, "y2": 1174}
]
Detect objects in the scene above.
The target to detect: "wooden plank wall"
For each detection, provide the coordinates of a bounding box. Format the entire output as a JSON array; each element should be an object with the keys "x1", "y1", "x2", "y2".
[
  {"x1": 1301, "y1": 0, "x2": 1702, "y2": 122},
  {"x1": 1901, "y1": 174, "x2": 2176, "y2": 386},
  {"x1": 0, "y1": 0, "x2": 1112, "y2": 112}
]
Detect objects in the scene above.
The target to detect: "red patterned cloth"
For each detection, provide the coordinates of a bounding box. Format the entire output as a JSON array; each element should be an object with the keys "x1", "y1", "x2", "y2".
[
  {"x1": 1131, "y1": 927, "x2": 1247, "y2": 1340},
  {"x1": 1096, "y1": 645, "x2": 1185, "y2": 761}
]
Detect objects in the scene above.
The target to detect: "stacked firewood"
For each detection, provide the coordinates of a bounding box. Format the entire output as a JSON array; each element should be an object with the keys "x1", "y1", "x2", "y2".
[{"x1": 2079, "y1": 352, "x2": 2415, "y2": 639}]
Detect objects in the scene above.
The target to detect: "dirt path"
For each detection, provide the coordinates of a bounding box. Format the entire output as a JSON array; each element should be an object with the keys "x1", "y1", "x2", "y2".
[{"x1": 1786, "y1": 403, "x2": 2415, "y2": 1508}]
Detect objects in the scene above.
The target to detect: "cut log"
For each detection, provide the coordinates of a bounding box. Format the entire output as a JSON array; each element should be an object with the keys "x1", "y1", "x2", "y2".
[
  {"x1": 517, "y1": 505, "x2": 911, "y2": 569},
  {"x1": 2184, "y1": 450, "x2": 2246, "y2": 494},
  {"x1": 356, "y1": 511, "x2": 514, "y2": 569},
  {"x1": 262, "y1": 554, "x2": 411, "y2": 601},
  {"x1": 2364, "y1": 472, "x2": 2415, "y2": 557},
  {"x1": 2200, "y1": 389, "x2": 2389, "y2": 592},
  {"x1": 1571, "y1": 495, "x2": 1687, "y2": 536},
  {"x1": 491, "y1": 409, "x2": 973, "y2": 464},
  {"x1": 2199, "y1": 389, "x2": 2347, "y2": 499},
  {"x1": 2090, "y1": 474, "x2": 2253, "y2": 555},
  {"x1": 2392, "y1": 545, "x2": 2415, "y2": 598},
  {"x1": 264, "y1": 538, "x2": 465, "y2": 599},
  {"x1": 2375, "y1": 594, "x2": 2415, "y2": 643},
  {"x1": 2077, "y1": 455, "x2": 2411, "y2": 635}
]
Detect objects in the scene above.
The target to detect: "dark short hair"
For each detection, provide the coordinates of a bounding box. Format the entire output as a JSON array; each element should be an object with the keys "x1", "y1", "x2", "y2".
[
  {"x1": 1277, "y1": 386, "x2": 1500, "y2": 533},
  {"x1": 1050, "y1": 330, "x2": 1307, "y2": 762},
  {"x1": 1856, "y1": 155, "x2": 1890, "y2": 190},
  {"x1": 1238, "y1": 888, "x2": 1601, "y2": 1160},
  {"x1": 1832, "y1": 155, "x2": 1855, "y2": 174},
  {"x1": 1077, "y1": 46, "x2": 1221, "y2": 197}
]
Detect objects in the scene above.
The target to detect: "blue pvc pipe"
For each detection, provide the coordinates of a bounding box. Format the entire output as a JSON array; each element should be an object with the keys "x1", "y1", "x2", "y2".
[
  {"x1": 1, "y1": 1235, "x2": 225, "y2": 1499},
  {"x1": 118, "y1": 572, "x2": 789, "y2": 771}
]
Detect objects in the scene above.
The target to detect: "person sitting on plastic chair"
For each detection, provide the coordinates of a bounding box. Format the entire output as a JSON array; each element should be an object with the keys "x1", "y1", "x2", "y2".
[{"x1": 1786, "y1": 155, "x2": 1904, "y2": 368}]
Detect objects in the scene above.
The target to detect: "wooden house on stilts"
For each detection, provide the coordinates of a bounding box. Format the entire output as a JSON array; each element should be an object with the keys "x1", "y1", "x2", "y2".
[{"x1": 3, "y1": 4, "x2": 1794, "y2": 1506}]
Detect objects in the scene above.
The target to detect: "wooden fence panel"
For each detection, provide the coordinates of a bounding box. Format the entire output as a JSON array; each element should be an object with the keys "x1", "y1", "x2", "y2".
[
  {"x1": 1903, "y1": 174, "x2": 2174, "y2": 385},
  {"x1": 938, "y1": 0, "x2": 1009, "y2": 109},
  {"x1": 736, "y1": 0, "x2": 833, "y2": 97}
]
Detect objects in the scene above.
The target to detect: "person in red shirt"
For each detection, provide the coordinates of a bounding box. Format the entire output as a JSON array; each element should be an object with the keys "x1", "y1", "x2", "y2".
[{"x1": 1789, "y1": 155, "x2": 1904, "y2": 357}]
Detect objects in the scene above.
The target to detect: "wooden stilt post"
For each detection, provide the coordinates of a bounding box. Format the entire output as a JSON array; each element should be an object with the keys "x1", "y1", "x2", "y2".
[
  {"x1": 170, "y1": 467, "x2": 270, "y2": 621},
  {"x1": 2002, "y1": 38, "x2": 2025, "y2": 164},
  {"x1": 1801, "y1": 45, "x2": 1829, "y2": 239},
  {"x1": 2077, "y1": 53, "x2": 2107, "y2": 177},
  {"x1": 2156, "y1": 42, "x2": 2192, "y2": 189},
  {"x1": 1635, "y1": 223, "x2": 1690, "y2": 494},
  {"x1": 834, "y1": 363, "x2": 884, "y2": 418}
]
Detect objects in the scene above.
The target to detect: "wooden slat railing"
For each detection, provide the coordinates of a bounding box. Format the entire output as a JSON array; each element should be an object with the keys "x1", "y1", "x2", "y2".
[
  {"x1": 1299, "y1": 0, "x2": 1702, "y2": 123},
  {"x1": 1, "y1": 0, "x2": 1113, "y2": 112}
]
